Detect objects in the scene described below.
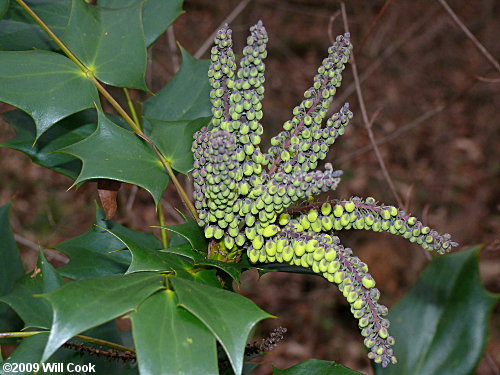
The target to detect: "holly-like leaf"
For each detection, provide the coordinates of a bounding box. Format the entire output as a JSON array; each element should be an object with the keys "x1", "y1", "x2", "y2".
[
  {"x1": 1, "y1": 109, "x2": 97, "y2": 179},
  {"x1": 103, "y1": 226, "x2": 190, "y2": 274},
  {"x1": 3, "y1": 323, "x2": 136, "y2": 374},
  {"x1": 164, "y1": 217, "x2": 208, "y2": 251},
  {"x1": 145, "y1": 116, "x2": 211, "y2": 174},
  {"x1": 130, "y1": 290, "x2": 218, "y2": 375},
  {"x1": 273, "y1": 359, "x2": 363, "y2": 375},
  {"x1": 0, "y1": 202, "x2": 24, "y2": 334},
  {"x1": 375, "y1": 247, "x2": 499, "y2": 375},
  {"x1": 0, "y1": 0, "x2": 70, "y2": 51},
  {"x1": 58, "y1": 109, "x2": 169, "y2": 205},
  {"x1": 97, "y1": 0, "x2": 184, "y2": 46},
  {"x1": 0, "y1": 50, "x2": 98, "y2": 140},
  {"x1": 62, "y1": 0, "x2": 147, "y2": 90},
  {"x1": 171, "y1": 277, "x2": 272, "y2": 375},
  {"x1": 40, "y1": 272, "x2": 164, "y2": 362},
  {"x1": 0, "y1": 0, "x2": 9, "y2": 20},
  {"x1": 0, "y1": 251, "x2": 65, "y2": 330},
  {"x1": 142, "y1": 48, "x2": 211, "y2": 122},
  {"x1": 54, "y1": 205, "x2": 161, "y2": 280}
]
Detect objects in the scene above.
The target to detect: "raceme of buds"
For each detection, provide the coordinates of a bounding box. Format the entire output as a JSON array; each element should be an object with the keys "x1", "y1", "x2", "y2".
[{"x1": 192, "y1": 22, "x2": 458, "y2": 367}]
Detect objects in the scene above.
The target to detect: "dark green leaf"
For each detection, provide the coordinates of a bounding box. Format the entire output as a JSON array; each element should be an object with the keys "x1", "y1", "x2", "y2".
[
  {"x1": 98, "y1": 0, "x2": 183, "y2": 46},
  {"x1": 375, "y1": 247, "x2": 499, "y2": 375},
  {"x1": 142, "y1": 48, "x2": 211, "y2": 121},
  {"x1": 58, "y1": 109, "x2": 169, "y2": 205},
  {"x1": 41, "y1": 272, "x2": 164, "y2": 361},
  {"x1": 171, "y1": 277, "x2": 272, "y2": 375},
  {"x1": 3, "y1": 323, "x2": 136, "y2": 374},
  {"x1": 0, "y1": 251, "x2": 65, "y2": 329},
  {"x1": 0, "y1": 50, "x2": 98, "y2": 139},
  {"x1": 130, "y1": 290, "x2": 218, "y2": 375},
  {"x1": 146, "y1": 116, "x2": 210, "y2": 174},
  {"x1": 273, "y1": 359, "x2": 363, "y2": 375},
  {"x1": 1, "y1": 109, "x2": 97, "y2": 179},
  {"x1": 0, "y1": 0, "x2": 70, "y2": 51},
  {"x1": 0, "y1": 0, "x2": 9, "y2": 20},
  {"x1": 104, "y1": 226, "x2": 190, "y2": 274},
  {"x1": 0, "y1": 202, "x2": 24, "y2": 334},
  {"x1": 54, "y1": 205, "x2": 161, "y2": 280},
  {"x1": 164, "y1": 217, "x2": 208, "y2": 251},
  {"x1": 62, "y1": 0, "x2": 147, "y2": 89}
]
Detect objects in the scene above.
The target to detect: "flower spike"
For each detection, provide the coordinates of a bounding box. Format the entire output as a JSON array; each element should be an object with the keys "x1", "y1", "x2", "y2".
[{"x1": 192, "y1": 22, "x2": 458, "y2": 367}]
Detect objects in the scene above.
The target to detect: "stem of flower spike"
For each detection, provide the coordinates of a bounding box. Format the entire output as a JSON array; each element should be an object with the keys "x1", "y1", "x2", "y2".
[
  {"x1": 15, "y1": 0, "x2": 198, "y2": 219},
  {"x1": 0, "y1": 331, "x2": 135, "y2": 353}
]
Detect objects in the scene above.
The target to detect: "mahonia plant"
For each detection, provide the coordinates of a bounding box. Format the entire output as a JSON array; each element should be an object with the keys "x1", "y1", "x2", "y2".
[{"x1": 191, "y1": 22, "x2": 458, "y2": 367}]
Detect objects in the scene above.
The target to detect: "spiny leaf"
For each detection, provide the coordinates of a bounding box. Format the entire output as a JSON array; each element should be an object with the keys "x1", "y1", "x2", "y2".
[
  {"x1": 130, "y1": 290, "x2": 218, "y2": 375},
  {"x1": 58, "y1": 109, "x2": 169, "y2": 205},
  {"x1": 0, "y1": 251, "x2": 65, "y2": 330},
  {"x1": 273, "y1": 359, "x2": 363, "y2": 375},
  {"x1": 0, "y1": 0, "x2": 70, "y2": 51},
  {"x1": 164, "y1": 217, "x2": 208, "y2": 252},
  {"x1": 0, "y1": 202, "x2": 24, "y2": 334},
  {"x1": 0, "y1": 50, "x2": 98, "y2": 139},
  {"x1": 145, "y1": 116, "x2": 211, "y2": 174},
  {"x1": 142, "y1": 48, "x2": 211, "y2": 122},
  {"x1": 97, "y1": 0, "x2": 184, "y2": 46},
  {"x1": 375, "y1": 247, "x2": 499, "y2": 375},
  {"x1": 53, "y1": 205, "x2": 161, "y2": 280},
  {"x1": 40, "y1": 272, "x2": 164, "y2": 362},
  {"x1": 171, "y1": 276, "x2": 273, "y2": 375},
  {"x1": 1, "y1": 109, "x2": 97, "y2": 179},
  {"x1": 62, "y1": 0, "x2": 147, "y2": 89}
]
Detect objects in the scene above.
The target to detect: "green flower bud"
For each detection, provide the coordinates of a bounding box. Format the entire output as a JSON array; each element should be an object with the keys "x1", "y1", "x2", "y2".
[
  {"x1": 249, "y1": 249, "x2": 259, "y2": 263},
  {"x1": 321, "y1": 202, "x2": 332, "y2": 215},
  {"x1": 293, "y1": 240, "x2": 306, "y2": 257},
  {"x1": 252, "y1": 235, "x2": 264, "y2": 250},
  {"x1": 283, "y1": 246, "x2": 294, "y2": 262},
  {"x1": 362, "y1": 276, "x2": 376, "y2": 289},
  {"x1": 265, "y1": 240, "x2": 277, "y2": 256},
  {"x1": 344, "y1": 201, "x2": 355, "y2": 212},
  {"x1": 333, "y1": 204, "x2": 344, "y2": 217},
  {"x1": 263, "y1": 225, "x2": 279, "y2": 237},
  {"x1": 313, "y1": 247, "x2": 325, "y2": 261}
]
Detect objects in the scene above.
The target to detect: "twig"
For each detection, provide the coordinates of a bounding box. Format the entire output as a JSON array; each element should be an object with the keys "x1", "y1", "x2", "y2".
[
  {"x1": 476, "y1": 75, "x2": 500, "y2": 83},
  {"x1": 123, "y1": 88, "x2": 141, "y2": 130},
  {"x1": 167, "y1": 26, "x2": 180, "y2": 73},
  {"x1": 438, "y1": 0, "x2": 500, "y2": 74},
  {"x1": 485, "y1": 351, "x2": 500, "y2": 375},
  {"x1": 340, "y1": 3, "x2": 404, "y2": 209},
  {"x1": 337, "y1": 105, "x2": 445, "y2": 164},
  {"x1": 157, "y1": 201, "x2": 169, "y2": 248},
  {"x1": 194, "y1": 0, "x2": 252, "y2": 59},
  {"x1": 327, "y1": 11, "x2": 341, "y2": 44},
  {"x1": 359, "y1": 0, "x2": 394, "y2": 50},
  {"x1": 331, "y1": 4, "x2": 441, "y2": 109}
]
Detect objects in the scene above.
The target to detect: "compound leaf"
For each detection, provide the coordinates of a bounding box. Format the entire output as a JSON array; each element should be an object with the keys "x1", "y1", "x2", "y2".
[
  {"x1": 0, "y1": 202, "x2": 24, "y2": 334},
  {"x1": 171, "y1": 276, "x2": 272, "y2": 375},
  {"x1": 54, "y1": 205, "x2": 161, "y2": 280},
  {"x1": 1, "y1": 109, "x2": 97, "y2": 179},
  {"x1": 130, "y1": 290, "x2": 218, "y2": 375},
  {"x1": 40, "y1": 272, "x2": 164, "y2": 362},
  {"x1": 62, "y1": 0, "x2": 147, "y2": 90},
  {"x1": 375, "y1": 247, "x2": 499, "y2": 375},
  {"x1": 98, "y1": 0, "x2": 184, "y2": 46},
  {"x1": 142, "y1": 48, "x2": 211, "y2": 122},
  {"x1": 0, "y1": 251, "x2": 64, "y2": 330},
  {"x1": 145, "y1": 116, "x2": 210, "y2": 174},
  {"x1": 59, "y1": 109, "x2": 169, "y2": 205},
  {"x1": 0, "y1": 0, "x2": 70, "y2": 51},
  {"x1": 0, "y1": 50, "x2": 98, "y2": 140},
  {"x1": 273, "y1": 359, "x2": 363, "y2": 375}
]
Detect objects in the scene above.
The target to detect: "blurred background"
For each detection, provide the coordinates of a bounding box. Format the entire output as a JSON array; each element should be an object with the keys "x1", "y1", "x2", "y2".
[{"x1": 0, "y1": 0, "x2": 498, "y2": 374}]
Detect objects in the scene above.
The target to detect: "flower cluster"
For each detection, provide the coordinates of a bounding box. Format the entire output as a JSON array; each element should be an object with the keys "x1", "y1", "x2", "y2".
[{"x1": 192, "y1": 22, "x2": 458, "y2": 367}]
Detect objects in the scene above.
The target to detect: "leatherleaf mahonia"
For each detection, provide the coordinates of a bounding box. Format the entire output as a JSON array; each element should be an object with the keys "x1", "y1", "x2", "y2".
[{"x1": 191, "y1": 22, "x2": 458, "y2": 368}]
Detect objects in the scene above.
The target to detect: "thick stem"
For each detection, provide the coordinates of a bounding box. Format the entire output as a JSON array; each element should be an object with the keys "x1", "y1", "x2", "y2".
[
  {"x1": 123, "y1": 88, "x2": 142, "y2": 130},
  {"x1": 157, "y1": 201, "x2": 170, "y2": 248},
  {"x1": 0, "y1": 331, "x2": 134, "y2": 353}
]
